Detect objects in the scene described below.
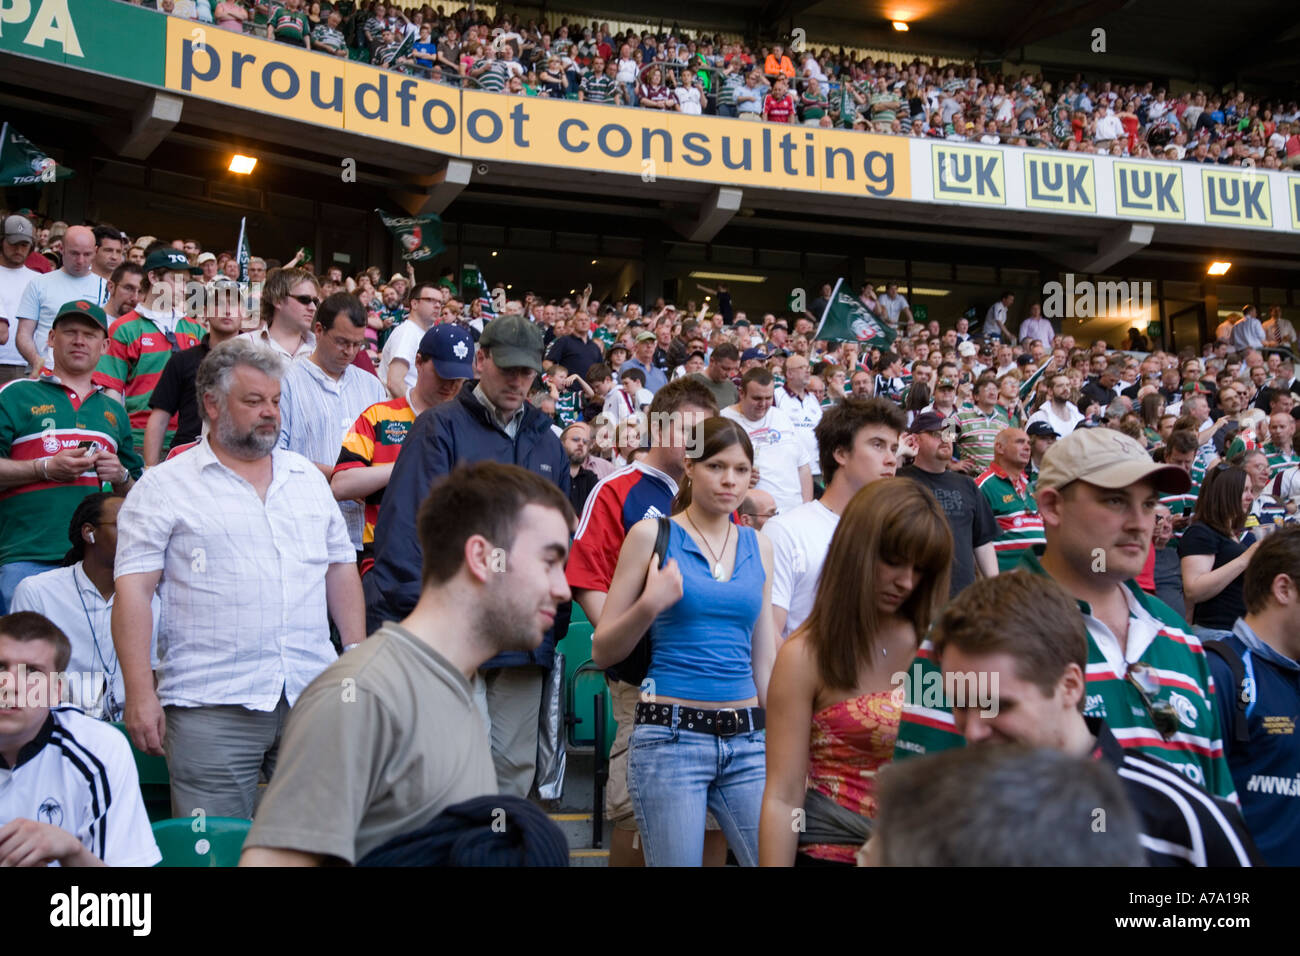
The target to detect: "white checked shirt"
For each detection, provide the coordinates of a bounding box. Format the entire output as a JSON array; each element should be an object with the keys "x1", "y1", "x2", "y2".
[
  {"x1": 277, "y1": 356, "x2": 388, "y2": 548},
  {"x1": 114, "y1": 438, "x2": 355, "y2": 711}
]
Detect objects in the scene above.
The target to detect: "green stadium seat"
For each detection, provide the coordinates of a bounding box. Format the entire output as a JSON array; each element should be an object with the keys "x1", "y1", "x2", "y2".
[
  {"x1": 152, "y1": 817, "x2": 250, "y2": 868},
  {"x1": 111, "y1": 722, "x2": 171, "y2": 823}
]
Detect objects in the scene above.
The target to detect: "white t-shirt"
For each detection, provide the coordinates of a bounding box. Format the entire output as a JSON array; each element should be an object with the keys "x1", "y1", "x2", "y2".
[
  {"x1": 675, "y1": 86, "x2": 703, "y2": 115},
  {"x1": 763, "y1": 499, "x2": 838, "y2": 638},
  {"x1": 0, "y1": 708, "x2": 161, "y2": 866},
  {"x1": 377, "y1": 319, "x2": 427, "y2": 393},
  {"x1": 720, "y1": 404, "x2": 811, "y2": 513},
  {"x1": 0, "y1": 263, "x2": 38, "y2": 366},
  {"x1": 17, "y1": 269, "x2": 108, "y2": 363}
]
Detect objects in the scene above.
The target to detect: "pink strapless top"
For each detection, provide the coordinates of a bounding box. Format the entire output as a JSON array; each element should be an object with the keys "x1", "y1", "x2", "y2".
[{"x1": 802, "y1": 689, "x2": 902, "y2": 863}]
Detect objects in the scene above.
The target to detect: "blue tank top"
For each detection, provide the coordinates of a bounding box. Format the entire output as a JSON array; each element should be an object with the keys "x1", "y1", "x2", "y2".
[{"x1": 646, "y1": 520, "x2": 764, "y2": 701}]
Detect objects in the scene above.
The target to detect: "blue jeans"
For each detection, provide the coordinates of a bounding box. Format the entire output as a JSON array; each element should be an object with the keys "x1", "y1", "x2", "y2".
[
  {"x1": 0, "y1": 561, "x2": 58, "y2": 614},
  {"x1": 627, "y1": 706, "x2": 766, "y2": 866}
]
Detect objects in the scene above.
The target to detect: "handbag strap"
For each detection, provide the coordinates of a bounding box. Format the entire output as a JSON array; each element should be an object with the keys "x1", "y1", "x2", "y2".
[{"x1": 653, "y1": 516, "x2": 671, "y2": 568}]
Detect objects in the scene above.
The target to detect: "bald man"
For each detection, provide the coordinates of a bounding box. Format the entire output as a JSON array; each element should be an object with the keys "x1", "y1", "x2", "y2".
[
  {"x1": 16, "y1": 225, "x2": 108, "y2": 374},
  {"x1": 738, "y1": 488, "x2": 778, "y2": 530},
  {"x1": 975, "y1": 427, "x2": 1045, "y2": 572}
]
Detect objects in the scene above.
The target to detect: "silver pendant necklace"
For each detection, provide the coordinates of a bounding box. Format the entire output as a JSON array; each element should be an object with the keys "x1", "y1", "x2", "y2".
[{"x1": 685, "y1": 510, "x2": 731, "y2": 581}]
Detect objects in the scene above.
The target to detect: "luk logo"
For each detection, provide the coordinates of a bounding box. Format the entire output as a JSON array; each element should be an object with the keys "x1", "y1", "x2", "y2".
[
  {"x1": 1024, "y1": 153, "x2": 1095, "y2": 212},
  {"x1": 1201, "y1": 168, "x2": 1272, "y2": 226},
  {"x1": 1114, "y1": 162, "x2": 1184, "y2": 220},
  {"x1": 932, "y1": 145, "x2": 1005, "y2": 205},
  {"x1": 1041, "y1": 273, "x2": 1151, "y2": 320}
]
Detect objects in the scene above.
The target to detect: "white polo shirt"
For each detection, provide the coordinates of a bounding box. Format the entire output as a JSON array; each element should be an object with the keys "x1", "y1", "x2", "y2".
[
  {"x1": 774, "y1": 385, "x2": 824, "y2": 477},
  {"x1": 0, "y1": 709, "x2": 160, "y2": 866},
  {"x1": 721, "y1": 404, "x2": 811, "y2": 513}
]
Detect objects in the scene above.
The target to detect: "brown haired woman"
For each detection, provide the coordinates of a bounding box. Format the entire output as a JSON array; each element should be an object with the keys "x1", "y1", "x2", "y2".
[
  {"x1": 1180, "y1": 464, "x2": 1261, "y2": 636},
  {"x1": 759, "y1": 478, "x2": 953, "y2": 866}
]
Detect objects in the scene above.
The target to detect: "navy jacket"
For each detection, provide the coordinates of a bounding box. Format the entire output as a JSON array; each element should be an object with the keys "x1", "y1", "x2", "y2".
[{"x1": 364, "y1": 381, "x2": 571, "y2": 669}]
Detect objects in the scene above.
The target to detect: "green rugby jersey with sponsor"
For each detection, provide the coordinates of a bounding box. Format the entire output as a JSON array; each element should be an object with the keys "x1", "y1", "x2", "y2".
[
  {"x1": 93, "y1": 309, "x2": 204, "y2": 452},
  {"x1": 893, "y1": 550, "x2": 1236, "y2": 802},
  {"x1": 1261, "y1": 441, "x2": 1299, "y2": 478},
  {"x1": 975, "y1": 464, "x2": 1044, "y2": 571},
  {"x1": 0, "y1": 375, "x2": 143, "y2": 566}
]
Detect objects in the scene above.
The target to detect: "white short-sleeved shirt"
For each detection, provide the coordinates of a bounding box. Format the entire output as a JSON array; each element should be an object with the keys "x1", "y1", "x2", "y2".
[
  {"x1": 0, "y1": 263, "x2": 38, "y2": 366},
  {"x1": 721, "y1": 404, "x2": 811, "y2": 513},
  {"x1": 114, "y1": 438, "x2": 355, "y2": 710},
  {"x1": 10, "y1": 564, "x2": 161, "y2": 721},
  {"x1": 377, "y1": 320, "x2": 427, "y2": 394},
  {"x1": 17, "y1": 269, "x2": 108, "y2": 363},
  {"x1": 0, "y1": 709, "x2": 160, "y2": 866},
  {"x1": 878, "y1": 293, "x2": 910, "y2": 328},
  {"x1": 774, "y1": 386, "x2": 824, "y2": 477},
  {"x1": 763, "y1": 499, "x2": 838, "y2": 638}
]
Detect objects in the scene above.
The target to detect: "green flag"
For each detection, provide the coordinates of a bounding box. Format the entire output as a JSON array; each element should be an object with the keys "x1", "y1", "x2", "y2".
[
  {"x1": 0, "y1": 123, "x2": 74, "y2": 187},
  {"x1": 376, "y1": 209, "x2": 445, "y2": 261},
  {"x1": 813, "y1": 278, "x2": 897, "y2": 348}
]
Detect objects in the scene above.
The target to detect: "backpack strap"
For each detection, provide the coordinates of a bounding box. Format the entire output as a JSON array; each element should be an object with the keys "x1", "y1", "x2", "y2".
[
  {"x1": 1204, "y1": 639, "x2": 1252, "y2": 746},
  {"x1": 653, "y1": 516, "x2": 671, "y2": 569}
]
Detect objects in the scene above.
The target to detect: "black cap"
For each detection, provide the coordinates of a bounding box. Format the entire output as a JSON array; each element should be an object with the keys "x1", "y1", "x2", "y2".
[
  {"x1": 1026, "y1": 421, "x2": 1059, "y2": 438},
  {"x1": 908, "y1": 411, "x2": 958, "y2": 435}
]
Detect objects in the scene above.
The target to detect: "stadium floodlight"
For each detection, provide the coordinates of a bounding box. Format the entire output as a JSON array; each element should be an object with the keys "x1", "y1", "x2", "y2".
[
  {"x1": 228, "y1": 154, "x2": 257, "y2": 174},
  {"x1": 892, "y1": 20, "x2": 909, "y2": 31},
  {"x1": 1207, "y1": 261, "x2": 1231, "y2": 276},
  {"x1": 688, "y1": 271, "x2": 767, "y2": 283}
]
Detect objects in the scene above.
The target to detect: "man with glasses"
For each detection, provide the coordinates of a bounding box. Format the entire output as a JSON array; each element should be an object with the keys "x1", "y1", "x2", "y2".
[
  {"x1": 379, "y1": 281, "x2": 441, "y2": 399},
  {"x1": 896, "y1": 428, "x2": 1238, "y2": 802},
  {"x1": 93, "y1": 250, "x2": 205, "y2": 454},
  {"x1": 103, "y1": 263, "x2": 144, "y2": 323},
  {"x1": 366, "y1": 315, "x2": 568, "y2": 798},
  {"x1": 278, "y1": 294, "x2": 388, "y2": 550},
  {"x1": 239, "y1": 267, "x2": 318, "y2": 364}
]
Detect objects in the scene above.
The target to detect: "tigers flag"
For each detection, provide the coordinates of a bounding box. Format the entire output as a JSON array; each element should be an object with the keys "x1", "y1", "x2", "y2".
[
  {"x1": 376, "y1": 209, "x2": 445, "y2": 261},
  {"x1": 812, "y1": 278, "x2": 897, "y2": 348}
]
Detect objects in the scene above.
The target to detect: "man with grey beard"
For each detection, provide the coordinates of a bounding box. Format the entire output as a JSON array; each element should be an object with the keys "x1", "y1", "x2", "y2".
[{"x1": 112, "y1": 339, "x2": 365, "y2": 819}]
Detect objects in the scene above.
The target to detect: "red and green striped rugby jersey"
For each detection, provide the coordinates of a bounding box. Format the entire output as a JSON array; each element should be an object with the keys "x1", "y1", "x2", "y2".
[
  {"x1": 334, "y1": 397, "x2": 415, "y2": 546},
  {"x1": 92, "y1": 309, "x2": 204, "y2": 451},
  {"x1": 894, "y1": 551, "x2": 1236, "y2": 802},
  {"x1": 975, "y1": 464, "x2": 1044, "y2": 572},
  {"x1": 0, "y1": 375, "x2": 143, "y2": 565}
]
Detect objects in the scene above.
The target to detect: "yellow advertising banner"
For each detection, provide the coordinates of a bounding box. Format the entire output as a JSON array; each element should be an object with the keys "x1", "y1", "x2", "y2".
[
  {"x1": 1113, "y1": 161, "x2": 1185, "y2": 221},
  {"x1": 1200, "y1": 168, "x2": 1273, "y2": 228},
  {"x1": 458, "y1": 91, "x2": 911, "y2": 198},
  {"x1": 163, "y1": 18, "x2": 459, "y2": 153},
  {"x1": 1289, "y1": 176, "x2": 1300, "y2": 232},
  {"x1": 1023, "y1": 152, "x2": 1095, "y2": 213},
  {"x1": 931, "y1": 144, "x2": 1006, "y2": 205}
]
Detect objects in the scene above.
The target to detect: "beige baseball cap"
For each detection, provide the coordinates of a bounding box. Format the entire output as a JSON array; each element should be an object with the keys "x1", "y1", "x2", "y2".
[{"x1": 1036, "y1": 428, "x2": 1190, "y2": 495}]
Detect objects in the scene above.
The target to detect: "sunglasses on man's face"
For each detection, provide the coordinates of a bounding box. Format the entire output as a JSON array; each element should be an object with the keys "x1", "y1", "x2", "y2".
[{"x1": 290, "y1": 294, "x2": 321, "y2": 308}]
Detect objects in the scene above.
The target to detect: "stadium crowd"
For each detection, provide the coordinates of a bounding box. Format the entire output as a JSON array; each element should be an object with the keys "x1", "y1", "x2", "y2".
[
  {"x1": 1, "y1": 206, "x2": 1298, "y2": 868},
  {"x1": 114, "y1": 0, "x2": 1300, "y2": 167}
]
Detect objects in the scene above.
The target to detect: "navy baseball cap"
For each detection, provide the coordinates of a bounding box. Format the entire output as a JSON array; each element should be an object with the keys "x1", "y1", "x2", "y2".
[
  {"x1": 1026, "y1": 421, "x2": 1059, "y2": 439},
  {"x1": 419, "y1": 324, "x2": 475, "y2": 379},
  {"x1": 741, "y1": 347, "x2": 767, "y2": 361}
]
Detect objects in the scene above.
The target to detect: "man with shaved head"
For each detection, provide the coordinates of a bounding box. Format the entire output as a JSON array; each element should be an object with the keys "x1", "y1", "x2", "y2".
[
  {"x1": 15, "y1": 225, "x2": 107, "y2": 375},
  {"x1": 975, "y1": 426, "x2": 1044, "y2": 572}
]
